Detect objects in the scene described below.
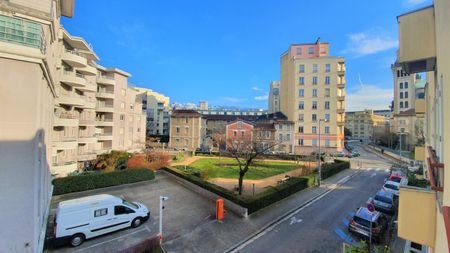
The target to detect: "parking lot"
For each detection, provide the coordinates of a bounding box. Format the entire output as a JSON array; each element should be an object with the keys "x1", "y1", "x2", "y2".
[{"x1": 44, "y1": 171, "x2": 226, "y2": 253}]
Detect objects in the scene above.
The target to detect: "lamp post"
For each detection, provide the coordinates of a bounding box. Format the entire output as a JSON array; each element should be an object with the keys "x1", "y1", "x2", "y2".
[
  {"x1": 318, "y1": 119, "x2": 328, "y2": 187},
  {"x1": 398, "y1": 129, "x2": 406, "y2": 165}
]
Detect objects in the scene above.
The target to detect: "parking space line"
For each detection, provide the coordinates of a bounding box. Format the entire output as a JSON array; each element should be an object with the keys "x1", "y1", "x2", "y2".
[
  {"x1": 342, "y1": 218, "x2": 349, "y2": 227},
  {"x1": 72, "y1": 228, "x2": 151, "y2": 253}
]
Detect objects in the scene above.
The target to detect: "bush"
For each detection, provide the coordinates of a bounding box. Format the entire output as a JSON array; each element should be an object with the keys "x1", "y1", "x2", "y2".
[
  {"x1": 53, "y1": 168, "x2": 155, "y2": 195},
  {"x1": 164, "y1": 167, "x2": 310, "y2": 214},
  {"x1": 321, "y1": 160, "x2": 350, "y2": 180}
]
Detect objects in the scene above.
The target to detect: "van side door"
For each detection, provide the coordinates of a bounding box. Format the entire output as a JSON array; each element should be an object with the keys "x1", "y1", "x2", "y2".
[
  {"x1": 89, "y1": 206, "x2": 115, "y2": 238},
  {"x1": 113, "y1": 205, "x2": 136, "y2": 229}
]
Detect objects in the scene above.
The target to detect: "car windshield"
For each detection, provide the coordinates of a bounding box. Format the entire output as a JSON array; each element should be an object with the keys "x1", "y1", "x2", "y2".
[
  {"x1": 375, "y1": 194, "x2": 392, "y2": 204},
  {"x1": 384, "y1": 183, "x2": 399, "y2": 190},
  {"x1": 122, "y1": 198, "x2": 139, "y2": 209},
  {"x1": 390, "y1": 177, "x2": 402, "y2": 183}
]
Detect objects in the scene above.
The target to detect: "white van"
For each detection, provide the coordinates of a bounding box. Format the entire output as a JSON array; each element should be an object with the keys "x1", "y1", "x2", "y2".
[{"x1": 53, "y1": 194, "x2": 150, "y2": 247}]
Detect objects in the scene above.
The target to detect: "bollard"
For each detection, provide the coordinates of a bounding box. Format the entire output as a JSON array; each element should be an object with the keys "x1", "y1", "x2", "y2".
[{"x1": 216, "y1": 198, "x2": 224, "y2": 222}]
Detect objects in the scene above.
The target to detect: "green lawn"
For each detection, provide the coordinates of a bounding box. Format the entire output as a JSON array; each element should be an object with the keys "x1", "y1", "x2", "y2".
[{"x1": 180, "y1": 158, "x2": 303, "y2": 180}]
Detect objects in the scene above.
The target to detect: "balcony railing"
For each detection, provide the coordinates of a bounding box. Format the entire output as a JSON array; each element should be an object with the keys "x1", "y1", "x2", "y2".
[
  {"x1": 0, "y1": 14, "x2": 45, "y2": 52},
  {"x1": 55, "y1": 111, "x2": 78, "y2": 119},
  {"x1": 427, "y1": 146, "x2": 444, "y2": 192},
  {"x1": 64, "y1": 48, "x2": 86, "y2": 58},
  {"x1": 99, "y1": 75, "x2": 114, "y2": 80},
  {"x1": 63, "y1": 70, "x2": 85, "y2": 79}
]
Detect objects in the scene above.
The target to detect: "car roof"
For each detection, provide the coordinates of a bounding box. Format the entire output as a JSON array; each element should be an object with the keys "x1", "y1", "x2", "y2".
[
  {"x1": 385, "y1": 180, "x2": 400, "y2": 186},
  {"x1": 58, "y1": 194, "x2": 120, "y2": 213},
  {"x1": 376, "y1": 189, "x2": 394, "y2": 198},
  {"x1": 356, "y1": 207, "x2": 380, "y2": 222},
  {"x1": 389, "y1": 175, "x2": 403, "y2": 179}
]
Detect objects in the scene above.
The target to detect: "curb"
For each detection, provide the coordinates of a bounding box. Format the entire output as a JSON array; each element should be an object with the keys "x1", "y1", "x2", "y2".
[{"x1": 223, "y1": 169, "x2": 362, "y2": 253}]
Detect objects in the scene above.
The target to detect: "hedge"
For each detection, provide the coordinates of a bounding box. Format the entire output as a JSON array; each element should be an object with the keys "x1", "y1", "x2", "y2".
[
  {"x1": 53, "y1": 168, "x2": 155, "y2": 195},
  {"x1": 164, "y1": 167, "x2": 309, "y2": 214},
  {"x1": 321, "y1": 160, "x2": 350, "y2": 180}
]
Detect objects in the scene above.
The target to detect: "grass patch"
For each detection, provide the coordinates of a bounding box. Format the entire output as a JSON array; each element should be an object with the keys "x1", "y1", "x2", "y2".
[{"x1": 182, "y1": 158, "x2": 302, "y2": 180}]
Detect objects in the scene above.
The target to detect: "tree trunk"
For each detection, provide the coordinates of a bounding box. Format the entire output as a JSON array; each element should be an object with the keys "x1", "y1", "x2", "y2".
[{"x1": 238, "y1": 171, "x2": 245, "y2": 195}]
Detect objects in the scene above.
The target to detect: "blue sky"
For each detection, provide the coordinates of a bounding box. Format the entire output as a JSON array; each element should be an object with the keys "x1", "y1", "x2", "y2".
[{"x1": 62, "y1": 0, "x2": 432, "y2": 110}]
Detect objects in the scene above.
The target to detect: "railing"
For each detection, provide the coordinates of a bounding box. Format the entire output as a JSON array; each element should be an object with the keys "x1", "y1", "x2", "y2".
[
  {"x1": 96, "y1": 118, "x2": 113, "y2": 122},
  {"x1": 97, "y1": 89, "x2": 114, "y2": 94},
  {"x1": 0, "y1": 14, "x2": 45, "y2": 52},
  {"x1": 64, "y1": 48, "x2": 85, "y2": 57},
  {"x1": 55, "y1": 111, "x2": 78, "y2": 119},
  {"x1": 99, "y1": 75, "x2": 114, "y2": 80},
  {"x1": 59, "y1": 90, "x2": 86, "y2": 99},
  {"x1": 62, "y1": 70, "x2": 85, "y2": 79},
  {"x1": 96, "y1": 103, "x2": 113, "y2": 108},
  {"x1": 427, "y1": 146, "x2": 444, "y2": 192}
]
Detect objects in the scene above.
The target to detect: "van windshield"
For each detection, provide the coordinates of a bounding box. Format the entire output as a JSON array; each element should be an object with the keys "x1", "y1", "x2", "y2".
[{"x1": 122, "y1": 198, "x2": 139, "y2": 209}]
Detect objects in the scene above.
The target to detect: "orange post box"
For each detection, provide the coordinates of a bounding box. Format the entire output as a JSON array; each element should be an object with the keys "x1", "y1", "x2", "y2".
[{"x1": 216, "y1": 198, "x2": 224, "y2": 221}]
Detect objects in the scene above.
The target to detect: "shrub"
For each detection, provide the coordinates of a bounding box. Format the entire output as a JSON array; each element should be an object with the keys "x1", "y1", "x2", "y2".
[
  {"x1": 127, "y1": 154, "x2": 152, "y2": 169},
  {"x1": 92, "y1": 150, "x2": 129, "y2": 172},
  {"x1": 164, "y1": 167, "x2": 310, "y2": 214},
  {"x1": 53, "y1": 168, "x2": 155, "y2": 195},
  {"x1": 321, "y1": 160, "x2": 350, "y2": 180},
  {"x1": 146, "y1": 151, "x2": 171, "y2": 170}
]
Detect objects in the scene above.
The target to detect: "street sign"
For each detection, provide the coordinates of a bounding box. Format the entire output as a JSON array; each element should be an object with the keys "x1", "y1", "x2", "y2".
[{"x1": 367, "y1": 203, "x2": 375, "y2": 212}]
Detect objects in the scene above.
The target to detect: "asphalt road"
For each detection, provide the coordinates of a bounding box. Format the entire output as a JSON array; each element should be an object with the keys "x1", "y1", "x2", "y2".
[{"x1": 237, "y1": 145, "x2": 393, "y2": 253}]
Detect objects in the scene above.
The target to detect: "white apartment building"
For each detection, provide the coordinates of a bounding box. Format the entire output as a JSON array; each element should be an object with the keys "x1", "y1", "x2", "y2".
[
  {"x1": 268, "y1": 80, "x2": 280, "y2": 113},
  {"x1": 136, "y1": 87, "x2": 170, "y2": 138}
]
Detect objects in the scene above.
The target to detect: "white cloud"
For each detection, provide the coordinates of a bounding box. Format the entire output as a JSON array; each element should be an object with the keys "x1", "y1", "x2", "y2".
[
  {"x1": 346, "y1": 85, "x2": 393, "y2": 111},
  {"x1": 251, "y1": 86, "x2": 263, "y2": 92},
  {"x1": 404, "y1": 0, "x2": 428, "y2": 6},
  {"x1": 342, "y1": 28, "x2": 398, "y2": 57},
  {"x1": 254, "y1": 95, "x2": 269, "y2": 101},
  {"x1": 223, "y1": 97, "x2": 242, "y2": 103}
]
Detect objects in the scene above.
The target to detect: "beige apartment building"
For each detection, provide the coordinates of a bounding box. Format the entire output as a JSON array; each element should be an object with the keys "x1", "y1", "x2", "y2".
[
  {"x1": 345, "y1": 109, "x2": 387, "y2": 141},
  {"x1": 51, "y1": 29, "x2": 146, "y2": 176},
  {"x1": 396, "y1": 1, "x2": 450, "y2": 253},
  {"x1": 169, "y1": 109, "x2": 206, "y2": 151},
  {"x1": 0, "y1": 1, "x2": 74, "y2": 252},
  {"x1": 136, "y1": 87, "x2": 170, "y2": 138},
  {"x1": 279, "y1": 39, "x2": 346, "y2": 155},
  {"x1": 392, "y1": 62, "x2": 417, "y2": 114},
  {"x1": 268, "y1": 80, "x2": 280, "y2": 113}
]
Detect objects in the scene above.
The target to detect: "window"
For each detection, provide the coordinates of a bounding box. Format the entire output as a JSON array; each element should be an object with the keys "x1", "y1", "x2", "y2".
[
  {"x1": 313, "y1": 64, "x2": 318, "y2": 73},
  {"x1": 130, "y1": 104, "x2": 134, "y2": 110},
  {"x1": 237, "y1": 121, "x2": 243, "y2": 128},
  {"x1": 121, "y1": 102, "x2": 125, "y2": 109},
  {"x1": 325, "y1": 114, "x2": 330, "y2": 121},
  {"x1": 175, "y1": 138, "x2": 180, "y2": 143},
  {"x1": 241, "y1": 131, "x2": 245, "y2": 137},
  {"x1": 325, "y1": 126, "x2": 330, "y2": 134},
  {"x1": 233, "y1": 130, "x2": 237, "y2": 137},
  {"x1": 405, "y1": 82, "x2": 408, "y2": 88},
  {"x1": 325, "y1": 88, "x2": 330, "y2": 97},
  {"x1": 312, "y1": 76, "x2": 317, "y2": 85},
  {"x1": 265, "y1": 131, "x2": 270, "y2": 138},
  {"x1": 405, "y1": 101, "x2": 409, "y2": 108},
  {"x1": 94, "y1": 208, "x2": 108, "y2": 217},
  {"x1": 308, "y1": 47, "x2": 314, "y2": 54},
  {"x1": 312, "y1": 101, "x2": 318, "y2": 109},
  {"x1": 299, "y1": 113, "x2": 304, "y2": 122},
  {"x1": 299, "y1": 89, "x2": 304, "y2": 97},
  {"x1": 115, "y1": 205, "x2": 134, "y2": 215},
  {"x1": 272, "y1": 88, "x2": 279, "y2": 95},
  {"x1": 120, "y1": 115, "x2": 125, "y2": 121},
  {"x1": 325, "y1": 76, "x2": 330, "y2": 85},
  {"x1": 185, "y1": 118, "x2": 189, "y2": 123},
  {"x1": 400, "y1": 92, "x2": 403, "y2": 99},
  {"x1": 299, "y1": 126, "x2": 304, "y2": 133},
  {"x1": 325, "y1": 101, "x2": 330, "y2": 110},
  {"x1": 400, "y1": 102, "x2": 404, "y2": 108},
  {"x1": 397, "y1": 70, "x2": 400, "y2": 77},
  {"x1": 176, "y1": 127, "x2": 180, "y2": 133},
  {"x1": 325, "y1": 64, "x2": 330, "y2": 72},
  {"x1": 299, "y1": 77, "x2": 304, "y2": 85},
  {"x1": 312, "y1": 126, "x2": 317, "y2": 133},
  {"x1": 185, "y1": 126, "x2": 189, "y2": 134},
  {"x1": 286, "y1": 134, "x2": 291, "y2": 141},
  {"x1": 121, "y1": 89, "x2": 126, "y2": 96},
  {"x1": 279, "y1": 134, "x2": 283, "y2": 141},
  {"x1": 405, "y1": 91, "x2": 408, "y2": 98},
  {"x1": 299, "y1": 101, "x2": 304, "y2": 109},
  {"x1": 299, "y1": 139, "x2": 304, "y2": 146},
  {"x1": 312, "y1": 114, "x2": 317, "y2": 122},
  {"x1": 299, "y1": 64, "x2": 305, "y2": 73},
  {"x1": 312, "y1": 89, "x2": 318, "y2": 97},
  {"x1": 184, "y1": 139, "x2": 189, "y2": 147},
  {"x1": 312, "y1": 139, "x2": 317, "y2": 146},
  {"x1": 296, "y1": 47, "x2": 302, "y2": 55},
  {"x1": 400, "y1": 82, "x2": 403, "y2": 89},
  {"x1": 325, "y1": 139, "x2": 330, "y2": 147}
]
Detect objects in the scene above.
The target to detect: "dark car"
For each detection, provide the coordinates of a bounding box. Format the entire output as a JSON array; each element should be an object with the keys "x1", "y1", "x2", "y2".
[
  {"x1": 368, "y1": 190, "x2": 397, "y2": 215},
  {"x1": 348, "y1": 207, "x2": 388, "y2": 242},
  {"x1": 351, "y1": 150, "x2": 360, "y2": 157}
]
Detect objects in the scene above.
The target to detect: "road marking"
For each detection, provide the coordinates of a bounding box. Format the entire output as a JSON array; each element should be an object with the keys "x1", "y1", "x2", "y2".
[
  {"x1": 289, "y1": 217, "x2": 303, "y2": 225},
  {"x1": 225, "y1": 171, "x2": 361, "y2": 253},
  {"x1": 342, "y1": 218, "x2": 349, "y2": 227},
  {"x1": 73, "y1": 227, "x2": 151, "y2": 253},
  {"x1": 370, "y1": 173, "x2": 377, "y2": 178},
  {"x1": 347, "y1": 211, "x2": 355, "y2": 217}
]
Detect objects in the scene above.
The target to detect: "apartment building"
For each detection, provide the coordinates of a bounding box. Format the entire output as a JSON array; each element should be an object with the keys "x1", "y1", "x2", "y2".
[
  {"x1": 0, "y1": 1, "x2": 74, "y2": 252},
  {"x1": 225, "y1": 120, "x2": 254, "y2": 150},
  {"x1": 392, "y1": 62, "x2": 417, "y2": 114},
  {"x1": 257, "y1": 112, "x2": 295, "y2": 154},
  {"x1": 136, "y1": 87, "x2": 170, "y2": 138},
  {"x1": 169, "y1": 109, "x2": 206, "y2": 151},
  {"x1": 279, "y1": 39, "x2": 346, "y2": 155},
  {"x1": 51, "y1": 29, "x2": 146, "y2": 176},
  {"x1": 268, "y1": 80, "x2": 280, "y2": 113},
  {"x1": 396, "y1": 1, "x2": 450, "y2": 252},
  {"x1": 198, "y1": 107, "x2": 267, "y2": 116},
  {"x1": 345, "y1": 109, "x2": 387, "y2": 141},
  {"x1": 199, "y1": 101, "x2": 208, "y2": 110}
]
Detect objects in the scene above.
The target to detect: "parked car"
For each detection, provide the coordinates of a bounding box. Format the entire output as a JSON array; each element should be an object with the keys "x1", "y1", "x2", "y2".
[
  {"x1": 351, "y1": 150, "x2": 360, "y2": 157},
  {"x1": 382, "y1": 181, "x2": 401, "y2": 198},
  {"x1": 54, "y1": 194, "x2": 150, "y2": 247},
  {"x1": 334, "y1": 151, "x2": 346, "y2": 157},
  {"x1": 348, "y1": 207, "x2": 388, "y2": 242},
  {"x1": 385, "y1": 174, "x2": 408, "y2": 185},
  {"x1": 367, "y1": 190, "x2": 397, "y2": 215}
]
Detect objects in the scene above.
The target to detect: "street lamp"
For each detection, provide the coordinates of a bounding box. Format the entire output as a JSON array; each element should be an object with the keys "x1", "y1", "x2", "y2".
[
  {"x1": 398, "y1": 129, "x2": 406, "y2": 165},
  {"x1": 318, "y1": 119, "x2": 328, "y2": 187}
]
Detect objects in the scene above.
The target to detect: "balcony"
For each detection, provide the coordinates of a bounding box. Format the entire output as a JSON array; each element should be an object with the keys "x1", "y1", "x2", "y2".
[
  {"x1": 79, "y1": 118, "x2": 96, "y2": 126},
  {"x1": 77, "y1": 64, "x2": 97, "y2": 76},
  {"x1": 78, "y1": 135, "x2": 97, "y2": 143},
  {"x1": 337, "y1": 82, "x2": 345, "y2": 89},
  {"x1": 337, "y1": 95, "x2": 345, "y2": 101},
  {"x1": 427, "y1": 146, "x2": 444, "y2": 192},
  {"x1": 61, "y1": 49, "x2": 87, "y2": 68},
  {"x1": 398, "y1": 186, "x2": 436, "y2": 248},
  {"x1": 337, "y1": 119, "x2": 345, "y2": 126},
  {"x1": 337, "y1": 108, "x2": 345, "y2": 114},
  {"x1": 77, "y1": 81, "x2": 96, "y2": 92},
  {"x1": 397, "y1": 6, "x2": 436, "y2": 73},
  {"x1": 416, "y1": 98, "x2": 425, "y2": 114},
  {"x1": 78, "y1": 152, "x2": 97, "y2": 161},
  {"x1": 96, "y1": 103, "x2": 114, "y2": 113},
  {"x1": 53, "y1": 138, "x2": 78, "y2": 150},
  {"x1": 51, "y1": 161, "x2": 78, "y2": 174},
  {"x1": 54, "y1": 112, "x2": 79, "y2": 126},
  {"x1": 0, "y1": 14, "x2": 45, "y2": 52},
  {"x1": 96, "y1": 118, "x2": 114, "y2": 126},
  {"x1": 97, "y1": 75, "x2": 115, "y2": 86},
  {"x1": 96, "y1": 90, "x2": 115, "y2": 99},
  {"x1": 56, "y1": 92, "x2": 86, "y2": 107},
  {"x1": 337, "y1": 64, "x2": 345, "y2": 76},
  {"x1": 81, "y1": 98, "x2": 96, "y2": 109},
  {"x1": 96, "y1": 133, "x2": 113, "y2": 141},
  {"x1": 60, "y1": 70, "x2": 86, "y2": 87}
]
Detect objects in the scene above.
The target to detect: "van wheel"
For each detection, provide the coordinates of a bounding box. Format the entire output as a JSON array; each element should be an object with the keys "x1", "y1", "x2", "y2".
[
  {"x1": 132, "y1": 217, "x2": 142, "y2": 228},
  {"x1": 70, "y1": 233, "x2": 85, "y2": 247}
]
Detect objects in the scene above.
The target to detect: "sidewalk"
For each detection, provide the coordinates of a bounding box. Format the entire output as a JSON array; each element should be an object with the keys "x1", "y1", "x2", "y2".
[{"x1": 162, "y1": 168, "x2": 360, "y2": 253}]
